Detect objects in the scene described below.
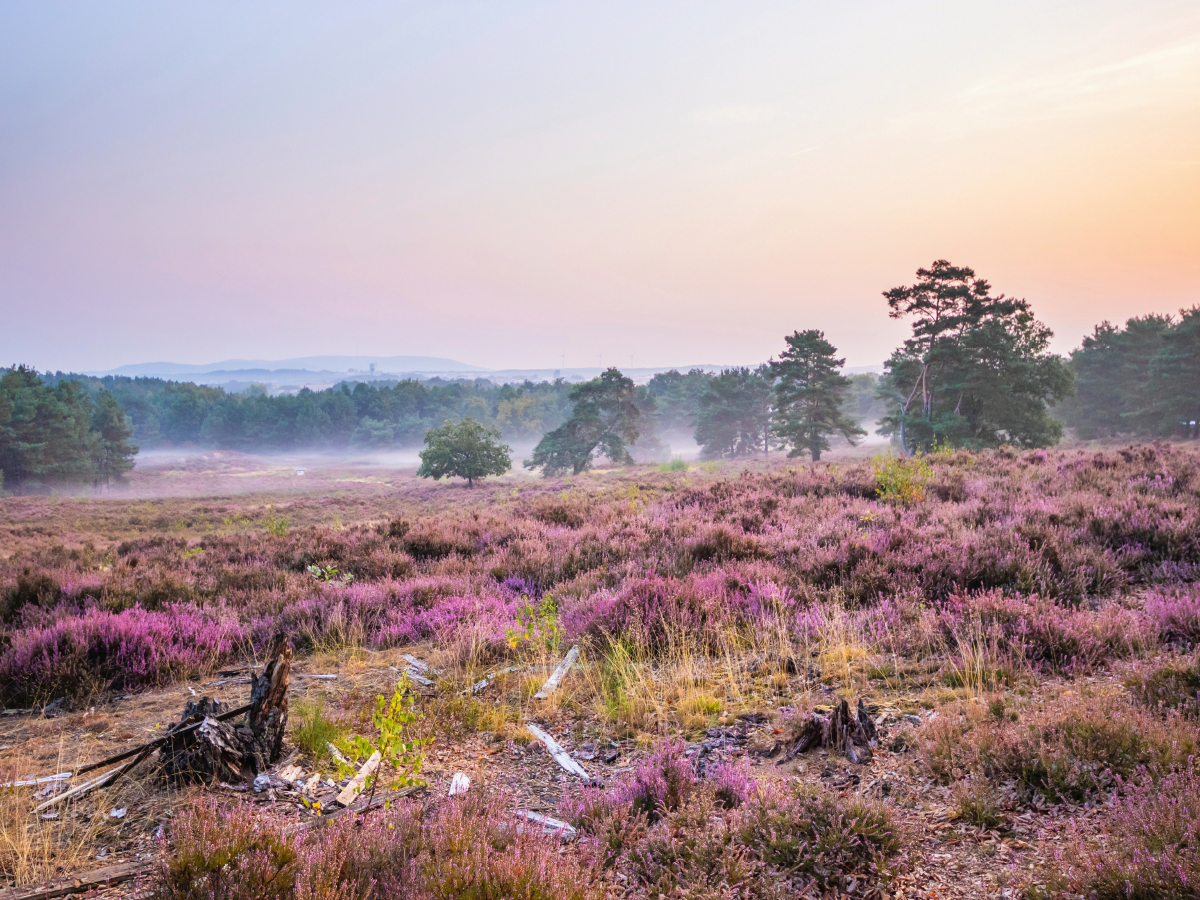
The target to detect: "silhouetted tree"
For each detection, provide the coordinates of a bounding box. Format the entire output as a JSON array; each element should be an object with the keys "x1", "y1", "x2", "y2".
[
  {"x1": 417, "y1": 418, "x2": 511, "y2": 487},
  {"x1": 771, "y1": 331, "x2": 863, "y2": 461},
  {"x1": 527, "y1": 368, "x2": 640, "y2": 476}
]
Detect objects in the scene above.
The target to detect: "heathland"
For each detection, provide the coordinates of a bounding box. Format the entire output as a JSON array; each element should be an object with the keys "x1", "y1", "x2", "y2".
[{"x1": 1, "y1": 442, "x2": 1198, "y2": 899}]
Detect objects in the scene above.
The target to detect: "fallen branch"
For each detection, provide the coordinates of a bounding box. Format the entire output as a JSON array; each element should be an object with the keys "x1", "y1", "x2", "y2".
[
  {"x1": 401, "y1": 654, "x2": 440, "y2": 675},
  {"x1": 533, "y1": 645, "x2": 579, "y2": 700},
  {"x1": 0, "y1": 859, "x2": 149, "y2": 900},
  {"x1": 525, "y1": 724, "x2": 589, "y2": 780},
  {"x1": 512, "y1": 809, "x2": 577, "y2": 840},
  {"x1": 0, "y1": 772, "x2": 71, "y2": 789},
  {"x1": 464, "y1": 665, "x2": 521, "y2": 695},
  {"x1": 35, "y1": 749, "x2": 152, "y2": 814}
]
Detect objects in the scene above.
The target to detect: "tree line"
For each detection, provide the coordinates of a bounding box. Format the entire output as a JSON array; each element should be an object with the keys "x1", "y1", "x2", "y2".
[{"x1": 9, "y1": 259, "x2": 1197, "y2": 490}]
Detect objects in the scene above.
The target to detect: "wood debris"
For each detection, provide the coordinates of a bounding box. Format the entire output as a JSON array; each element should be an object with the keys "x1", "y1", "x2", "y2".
[
  {"x1": 525, "y1": 724, "x2": 589, "y2": 780},
  {"x1": 512, "y1": 810, "x2": 577, "y2": 840},
  {"x1": 533, "y1": 645, "x2": 579, "y2": 699},
  {"x1": 334, "y1": 750, "x2": 381, "y2": 806},
  {"x1": 448, "y1": 772, "x2": 470, "y2": 796},
  {"x1": 160, "y1": 636, "x2": 293, "y2": 783},
  {"x1": 779, "y1": 698, "x2": 879, "y2": 764}
]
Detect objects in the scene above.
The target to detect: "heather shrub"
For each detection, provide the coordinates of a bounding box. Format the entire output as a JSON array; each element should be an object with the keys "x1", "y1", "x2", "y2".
[
  {"x1": 159, "y1": 798, "x2": 299, "y2": 900},
  {"x1": 920, "y1": 693, "x2": 1199, "y2": 801},
  {"x1": 939, "y1": 592, "x2": 1149, "y2": 675},
  {"x1": 0, "y1": 603, "x2": 246, "y2": 706},
  {"x1": 1, "y1": 570, "x2": 60, "y2": 623},
  {"x1": 1051, "y1": 762, "x2": 1200, "y2": 900},
  {"x1": 563, "y1": 740, "x2": 903, "y2": 895},
  {"x1": 1126, "y1": 657, "x2": 1200, "y2": 718},
  {"x1": 1144, "y1": 587, "x2": 1200, "y2": 644},
  {"x1": 161, "y1": 795, "x2": 601, "y2": 900},
  {"x1": 735, "y1": 781, "x2": 903, "y2": 891}
]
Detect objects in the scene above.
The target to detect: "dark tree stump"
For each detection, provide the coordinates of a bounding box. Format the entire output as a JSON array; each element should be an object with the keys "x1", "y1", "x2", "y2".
[{"x1": 161, "y1": 637, "x2": 293, "y2": 784}]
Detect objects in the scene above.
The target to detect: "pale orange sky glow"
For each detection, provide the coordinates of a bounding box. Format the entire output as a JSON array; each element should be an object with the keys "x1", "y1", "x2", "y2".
[{"x1": 1, "y1": 2, "x2": 1198, "y2": 373}]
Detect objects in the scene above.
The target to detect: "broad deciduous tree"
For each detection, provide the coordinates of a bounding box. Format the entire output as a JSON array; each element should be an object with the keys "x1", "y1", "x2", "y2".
[{"x1": 417, "y1": 417, "x2": 512, "y2": 487}]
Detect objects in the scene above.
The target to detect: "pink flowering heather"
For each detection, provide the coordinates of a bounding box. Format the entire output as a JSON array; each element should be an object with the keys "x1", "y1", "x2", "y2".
[
  {"x1": 1056, "y1": 762, "x2": 1200, "y2": 899},
  {"x1": 0, "y1": 603, "x2": 246, "y2": 706}
]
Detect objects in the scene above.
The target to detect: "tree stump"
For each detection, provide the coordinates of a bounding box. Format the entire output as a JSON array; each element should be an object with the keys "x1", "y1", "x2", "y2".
[{"x1": 162, "y1": 637, "x2": 293, "y2": 784}]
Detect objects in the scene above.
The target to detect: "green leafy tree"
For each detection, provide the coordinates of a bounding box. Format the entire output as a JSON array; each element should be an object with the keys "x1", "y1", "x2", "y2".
[
  {"x1": 90, "y1": 389, "x2": 139, "y2": 486},
  {"x1": 879, "y1": 260, "x2": 1074, "y2": 452},
  {"x1": 417, "y1": 417, "x2": 511, "y2": 487},
  {"x1": 771, "y1": 331, "x2": 864, "y2": 461},
  {"x1": 694, "y1": 366, "x2": 775, "y2": 458},
  {"x1": 527, "y1": 368, "x2": 640, "y2": 476}
]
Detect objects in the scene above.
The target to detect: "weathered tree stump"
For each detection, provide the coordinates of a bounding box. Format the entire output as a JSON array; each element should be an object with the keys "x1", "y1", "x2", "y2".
[
  {"x1": 781, "y1": 697, "x2": 879, "y2": 764},
  {"x1": 162, "y1": 636, "x2": 293, "y2": 784}
]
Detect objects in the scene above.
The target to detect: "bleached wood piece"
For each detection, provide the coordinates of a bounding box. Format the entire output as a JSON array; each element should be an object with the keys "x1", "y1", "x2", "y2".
[
  {"x1": 326, "y1": 743, "x2": 350, "y2": 767},
  {"x1": 512, "y1": 809, "x2": 577, "y2": 839},
  {"x1": 463, "y1": 665, "x2": 521, "y2": 695},
  {"x1": 334, "y1": 750, "x2": 381, "y2": 807},
  {"x1": 524, "y1": 724, "x2": 589, "y2": 780},
  {"x1": 533, "y1": 645, "x2": 579, "y2": 699},
  {"x1": 294, "y1": 674, "x2": 337, "y2": 680},
  {"x1": 34, "y1": 756, "x2": 143, "y2": 814},
  {"x1": 406, "y1": 671, "x2": 434, "y2": 687},
  {"x1": 401, "y1": 654, "x2": 440, "y2": 675},
  {"x1": 448, "y1": 772, "x2": 470, "y2": 796},
  {"x1": 1, "y1": 772, "x2": 71, "y2": 788}
]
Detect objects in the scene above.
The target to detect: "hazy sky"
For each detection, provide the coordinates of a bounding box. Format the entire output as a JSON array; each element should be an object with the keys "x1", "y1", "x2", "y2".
[{"x1": 2, "y1": 2, "x2": 1198, "y2": 373}]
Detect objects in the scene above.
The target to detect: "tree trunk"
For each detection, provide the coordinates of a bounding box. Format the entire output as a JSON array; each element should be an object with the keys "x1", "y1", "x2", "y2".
[{"x1": 161, "y1": 636, "x2": 292, "y2": 784}]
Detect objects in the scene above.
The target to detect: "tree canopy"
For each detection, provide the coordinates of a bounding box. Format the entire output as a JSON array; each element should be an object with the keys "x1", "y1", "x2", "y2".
[
  {"x1": 0, "y1": 366, "x2": 138, "y2": 492},
  {"x1": 416, "y1": 418, "x2": 512, "y2": 487},
  {"x1": 694, "y1": 367, "x2": 774, "y2": 459},
  {"x1": 770, "y1": 331, "x2": 864, "y2": 461},
  {"x1": 878, "y1": 260, "x2": 1073, "y2": 452},
  {"x1": 526, "y1": 368, "x2": 641, "y2": 476}
]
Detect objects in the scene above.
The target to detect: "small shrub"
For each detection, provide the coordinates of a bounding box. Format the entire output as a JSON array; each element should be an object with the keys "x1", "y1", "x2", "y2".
[
  {"x1": 1052, "y1": 762, "x2": 1200, "y2": 900},
  {"x1": 737, "y1": 782, "x2": 903, "y2": 890},
  {"x1": 1127, "y1": 658, "x2": 1200, "y2": 718},
  {"x1": 953, "y1": 778, "x2": 1002, "y2": 828},
  {"x1": 159, "y1": 799, "x2": 298, "y2": 900},
  {"x1": 657, "y1": 458, "x2": 689, "y2": 473},
  {"x1": 873, "y1": 453, "x2": 932, "y2": 505}
]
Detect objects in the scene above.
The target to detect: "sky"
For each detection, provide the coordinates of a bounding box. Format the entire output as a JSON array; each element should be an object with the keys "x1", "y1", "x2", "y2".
[{"x1": 2, "y1": 1, "x2": 1198, "y2": 374}]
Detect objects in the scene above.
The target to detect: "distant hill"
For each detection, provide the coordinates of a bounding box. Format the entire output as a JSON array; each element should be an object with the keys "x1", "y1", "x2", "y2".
[{"x1": 92, "y1": 355, "x2": 486, "y2": 378}]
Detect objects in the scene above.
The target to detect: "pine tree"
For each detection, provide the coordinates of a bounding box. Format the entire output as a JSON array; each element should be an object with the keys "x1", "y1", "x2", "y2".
[
  {"x1": 879, "y1": 260, "x2": 1073, "y2": 452},
  {"x1": 527, "y1": 368, "x2": 640, "y2": 476},
  {"x1": 771, "y1": 331, "x2": 864, "y2": 461},
  {"x1": 694, "y1": 367, "x2": 775, "y2": 458},
  {"x1": 91, "y1": 389, "x2": 139, "y2": 486}
]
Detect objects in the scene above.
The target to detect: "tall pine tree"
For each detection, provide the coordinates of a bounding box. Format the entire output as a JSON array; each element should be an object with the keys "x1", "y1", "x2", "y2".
[{"x1": 771, "y1": 331, "x2": 863, "y2": 461}]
